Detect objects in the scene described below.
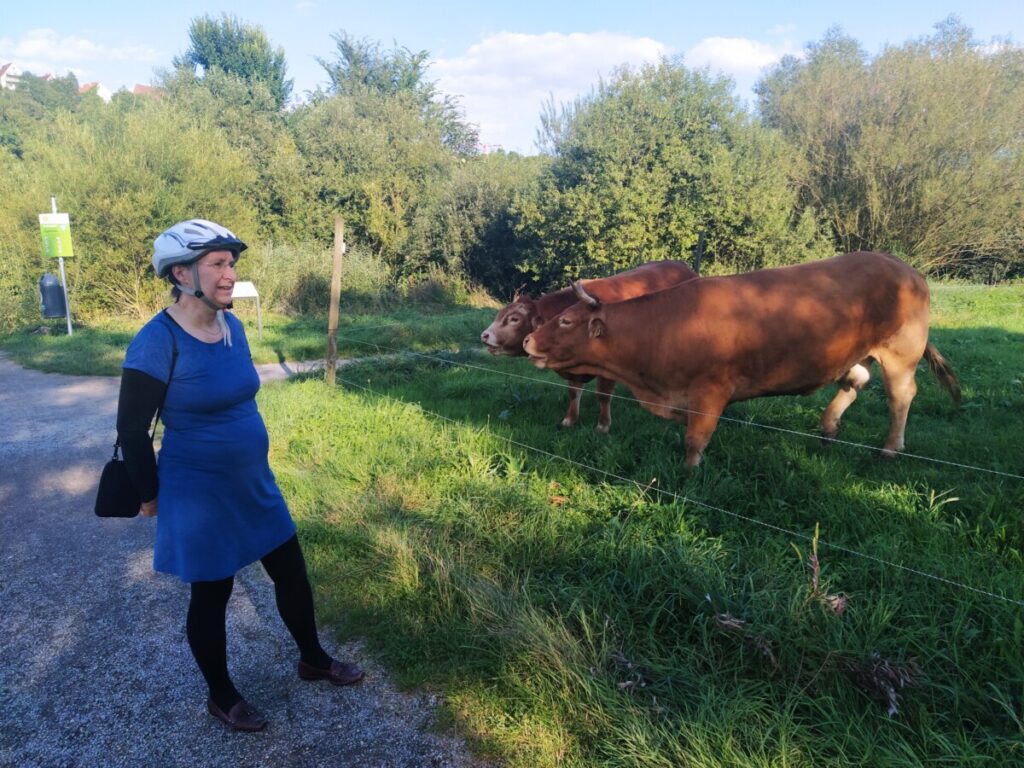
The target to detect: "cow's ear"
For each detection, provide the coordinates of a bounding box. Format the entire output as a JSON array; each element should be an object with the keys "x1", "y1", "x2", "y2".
[
  {"x1": 531, "y1": 315, "x2": 545, "y2": 330},
  {"x1": 588, "y1": 318, "x2": 606, "y2": 338}
]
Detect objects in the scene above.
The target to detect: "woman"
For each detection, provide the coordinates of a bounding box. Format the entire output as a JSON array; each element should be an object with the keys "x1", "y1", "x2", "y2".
[{"x1": 116, "y1": 219, "x2": 363, "y2": 732}]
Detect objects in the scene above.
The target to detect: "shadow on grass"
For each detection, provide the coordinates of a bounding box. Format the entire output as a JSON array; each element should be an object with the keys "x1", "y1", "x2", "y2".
[
  {"x1": 327, "y1": 323, "x2": 1023, "y2": 601},
  {"x1": 279, "y1": 361, "x2": 1024, "y2": 765}
]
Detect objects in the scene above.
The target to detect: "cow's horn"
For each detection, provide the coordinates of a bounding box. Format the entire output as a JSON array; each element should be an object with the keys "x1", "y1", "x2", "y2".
[{"x1": 571, "y1": 280, "x2": 600, "y2": 308}]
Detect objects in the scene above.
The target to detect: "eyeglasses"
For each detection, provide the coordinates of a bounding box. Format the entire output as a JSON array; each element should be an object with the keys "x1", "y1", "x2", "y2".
[{"x1": 201, "y1": 257, "x2": 238, "y2": 272}]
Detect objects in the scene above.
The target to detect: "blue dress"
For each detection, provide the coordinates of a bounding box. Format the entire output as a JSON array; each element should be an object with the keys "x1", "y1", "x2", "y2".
[{"x1": 123, "y1": 310, "x2": 296, "y2": 583}]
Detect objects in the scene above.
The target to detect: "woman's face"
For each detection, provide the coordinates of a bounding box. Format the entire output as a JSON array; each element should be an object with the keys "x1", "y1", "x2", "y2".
[{"x1": 176, "y1": 250, "x2": 237, "y2": 306}]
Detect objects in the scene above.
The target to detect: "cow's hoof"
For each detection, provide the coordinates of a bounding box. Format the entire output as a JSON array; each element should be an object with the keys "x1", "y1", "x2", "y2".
[
  {"x1": 878, "y1": 448, "x2": 899, "y2": 460},
  {"x1": 595, "y1": 424, "x2": 610, "y2": 434},
  {"x1": 820, "y1": 430, "x2": 838, "y2": 447},
  {"x1": 559, "y1": 419, "x2": 576, "y2": 429}
]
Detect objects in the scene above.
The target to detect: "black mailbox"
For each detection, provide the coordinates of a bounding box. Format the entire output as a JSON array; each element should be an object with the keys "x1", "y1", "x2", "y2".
[{"x1": 39, "y1": 273, "x2": 67, "y2": 318}]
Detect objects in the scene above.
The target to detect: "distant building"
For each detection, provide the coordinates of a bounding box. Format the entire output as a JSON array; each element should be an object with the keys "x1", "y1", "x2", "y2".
[
  {"x1": 79, "y1": 81, "x2": 113, "y2": 102},
  {"x1": 132, "y1": 84, "x2": 163, "y2": 98},
  {"x1": 0, "y1": 63, "x2": 22, "y2": 91}
]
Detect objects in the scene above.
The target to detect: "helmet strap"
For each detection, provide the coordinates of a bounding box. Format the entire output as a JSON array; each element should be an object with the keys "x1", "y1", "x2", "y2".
[{"x1": 175, "y1": 262, "x2": 233, "y2": 346}]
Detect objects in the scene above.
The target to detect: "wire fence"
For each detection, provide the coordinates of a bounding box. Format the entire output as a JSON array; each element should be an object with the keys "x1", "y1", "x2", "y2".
[
  {"x1": 334, "y1": 370, "x2": 1024, "y2": 609},
  {"x1": 267, "y1": 310, "x2": 1022, "y2": 607},
  {"x1": 327, "y1": 327, "x2": 1024, "y2": 482}
]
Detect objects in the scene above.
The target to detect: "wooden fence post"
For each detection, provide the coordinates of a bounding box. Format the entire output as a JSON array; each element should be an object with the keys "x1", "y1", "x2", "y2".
[
  {"x1": 693, "y1": 231, "x2": 706, "y2": 276},
  {"x1": 326, "y1": 217, "x2": 345, "y2": 386}
]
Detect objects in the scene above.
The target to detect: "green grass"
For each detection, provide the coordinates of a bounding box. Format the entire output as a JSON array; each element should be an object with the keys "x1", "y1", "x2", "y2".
[
  {"x1": 260, "y1": 282, "x2": 1023, "y2": 767},
  {"x1": 4, "y1": 283, "x2": 1023, "y2": 765}
]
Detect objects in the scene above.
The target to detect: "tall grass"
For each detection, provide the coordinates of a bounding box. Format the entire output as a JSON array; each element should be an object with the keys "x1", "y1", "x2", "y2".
[{"x1": 257, "y1": 281, "x2": 1023, "y2": 766}]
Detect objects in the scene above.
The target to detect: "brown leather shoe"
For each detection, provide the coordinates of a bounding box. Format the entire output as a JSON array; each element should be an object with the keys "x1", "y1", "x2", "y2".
[
  {"x1": 297, "y1": 659, "x2": 365, "y2": 686},
  {"x1": 207, "y1": 698, "x2": 268, "y2": 732}
]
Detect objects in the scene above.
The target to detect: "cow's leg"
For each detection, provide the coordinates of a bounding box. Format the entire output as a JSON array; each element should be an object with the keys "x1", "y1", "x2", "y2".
[
  {"x1": 683, "y1": 392, "x2": 728, "y2": 467},
  {"x1": 877, "y1": 359, "x2": 919, "y2": 459},
  {"x1": 560, "y1": 376, "x2": 584, "y2": 428},
  {"x1": 820, "y1": 360, "x2": 872, "y2": 441},
  {"x1": 594, "y1": 377, "x2": 614, "y2": 434}
]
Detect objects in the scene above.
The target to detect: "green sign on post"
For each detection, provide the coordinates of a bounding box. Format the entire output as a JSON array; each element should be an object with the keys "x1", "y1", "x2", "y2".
[{"x1": 39, "y1": 213, "x2": 75, "y2": 258}]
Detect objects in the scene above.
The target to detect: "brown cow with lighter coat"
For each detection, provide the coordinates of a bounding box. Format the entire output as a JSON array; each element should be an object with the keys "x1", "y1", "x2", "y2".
[
  {"x1": 481, "y1": 260, "x2": 697, "y2": 432},
  {"x1": 523, "y1": 251, "x2": 960, "y2": 466}
]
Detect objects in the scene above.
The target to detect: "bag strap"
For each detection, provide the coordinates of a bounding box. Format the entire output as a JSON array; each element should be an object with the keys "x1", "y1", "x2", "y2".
[
  {"x1": 112, "y1": 318, "x2": 179, "y2": 459},
  {"x1": 149, "y1": 317, "x2": 179, "y2": 443}
]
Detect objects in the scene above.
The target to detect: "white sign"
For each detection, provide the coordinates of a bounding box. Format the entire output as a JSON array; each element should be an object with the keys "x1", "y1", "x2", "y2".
[
  {"x1": 231, "y1": 281, "x2": 262, "y2": 340},
  {"x1": 232, "y1": 281, "x2": 259, "y2": 299}
]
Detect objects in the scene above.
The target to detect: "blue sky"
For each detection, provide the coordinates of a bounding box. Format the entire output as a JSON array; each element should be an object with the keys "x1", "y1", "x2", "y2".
[{"x1": 3, "y1": 1, "x2": 1021, "y2": 153}]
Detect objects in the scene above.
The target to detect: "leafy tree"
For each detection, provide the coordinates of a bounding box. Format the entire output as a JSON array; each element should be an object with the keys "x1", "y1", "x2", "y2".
[
  {"x1": 294, "y1": 32, "x2": 490, "y2": 273},
  {"x1": 410, "y1": 151, "x2": 547, "y2": 297},
  {"x1": 0, "y1": 99, "x2": 257, "y2": 321},
  {"x1": 519, "y1": 59, "x2": 830, "y2": 289},
  {"x1": 292, "y1": 88, "x2": 455, "y2": 271},
  {"x1": 318, "y1": 32, "x2": 432, "y2": 99},
  {"x1": 0, "y1": 149, "x2": 37, "y2": 327},
  {"x1": 317, "y1": 31, "x2": 478, "y2": 155},
  {"x1": 757, "y1": 18, "x2": 1024, "y2": 277},
  {"x1": 174, "y1": 14, "x2": 292, "y2": 109},
  {"x1": 160, "y1": 67, "x2": 312, "y2": 242},
  {"x1": 0, "y1": 72, "x2": 85, "y2": 159}
]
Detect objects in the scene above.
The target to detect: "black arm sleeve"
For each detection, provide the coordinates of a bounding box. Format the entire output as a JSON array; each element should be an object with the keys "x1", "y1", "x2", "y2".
[{"x1": 116, "y1": 368, "x2": 167, "y2": 503}]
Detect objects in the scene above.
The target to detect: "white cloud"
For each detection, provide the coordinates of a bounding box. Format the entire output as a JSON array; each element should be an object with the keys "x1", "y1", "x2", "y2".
[
  {"x1": 431, "y1": 31, "x2": 669, "y2": 154},
  {"x1": 767, "y1": 24, "x2": 796, "y2": 36},
  {"x1": 979, "y1": 39, "x2": 1019, "y2": 55},
  {"x1": 685, "y1": 36, "x2": 795, "y2": 76},
  {"x1": 0, "y1": 28, "x2": 160, "y2": 81}
]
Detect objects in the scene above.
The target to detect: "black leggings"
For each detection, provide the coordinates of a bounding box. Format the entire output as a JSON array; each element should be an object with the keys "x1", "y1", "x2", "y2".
[{"x1": 186, "y1": 534, "x2": 332, "y2": 710}]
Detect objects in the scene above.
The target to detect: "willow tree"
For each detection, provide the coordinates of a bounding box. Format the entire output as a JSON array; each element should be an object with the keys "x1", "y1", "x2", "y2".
[{"x1": 757, "y1": 18, "x2": 1024, "y2": 277}]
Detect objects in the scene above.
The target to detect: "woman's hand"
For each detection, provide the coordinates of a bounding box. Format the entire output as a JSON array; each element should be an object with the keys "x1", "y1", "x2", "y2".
[{"x1": 140, "y1": 499, "x2": 158, "y2": 517}]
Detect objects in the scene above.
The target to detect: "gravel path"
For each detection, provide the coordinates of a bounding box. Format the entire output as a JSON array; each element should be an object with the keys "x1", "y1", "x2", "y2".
[{"x1": 0, "y1": 352, "x2": 491, "y2": 768}]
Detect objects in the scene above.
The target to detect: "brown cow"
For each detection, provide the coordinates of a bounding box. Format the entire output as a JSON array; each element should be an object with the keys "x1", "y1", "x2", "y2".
[
  {"x1": 481, "y1": 260, "x2": 697, "y2": 432},
  {"x1": 523, "y1": 252, "x2": 960, "y2": 466}
]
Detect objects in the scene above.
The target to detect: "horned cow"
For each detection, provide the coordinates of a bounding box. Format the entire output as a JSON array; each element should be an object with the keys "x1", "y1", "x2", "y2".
[
  {"x1": 480, "y1": 260, "x2": 697, "y2": 432},
  {"x1": 523, "y1": 252, "x2": 960, "y2": 466}
]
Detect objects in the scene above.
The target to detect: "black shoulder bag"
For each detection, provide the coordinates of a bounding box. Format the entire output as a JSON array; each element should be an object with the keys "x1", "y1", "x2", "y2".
[{"x1": 94, "y1": 323, "x2": 178, "y2": 518}]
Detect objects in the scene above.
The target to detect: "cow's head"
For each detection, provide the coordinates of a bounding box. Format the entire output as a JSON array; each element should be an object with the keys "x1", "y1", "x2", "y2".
[
  {"x1": 480, "y1": 295, "x2": 546, "y2": 356},
  {"x1": 523, "y1": 281, "x2": 607, "y2": 370}
]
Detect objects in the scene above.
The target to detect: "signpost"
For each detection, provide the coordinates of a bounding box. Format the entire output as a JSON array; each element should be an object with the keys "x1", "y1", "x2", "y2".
[
  {"x1": 38, "y1": 197, "x2": 74, "y2": 336},
  {"x1": 325, "y1": 217, "x2": 345, "y2": 387}
]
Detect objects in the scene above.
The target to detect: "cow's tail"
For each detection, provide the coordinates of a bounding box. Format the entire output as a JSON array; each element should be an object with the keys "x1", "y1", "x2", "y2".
[{"x1": 924, "y1": 343, "x2": 962, "y2": 407}]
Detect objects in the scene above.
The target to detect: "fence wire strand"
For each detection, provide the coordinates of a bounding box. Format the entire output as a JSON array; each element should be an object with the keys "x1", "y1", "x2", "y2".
[
  {"x1": 327, "y1": 330, "x2": 1024, "y2": 482},
  {"x1": 334, "y1": 372, "x2": 1024, "y2": 609}
]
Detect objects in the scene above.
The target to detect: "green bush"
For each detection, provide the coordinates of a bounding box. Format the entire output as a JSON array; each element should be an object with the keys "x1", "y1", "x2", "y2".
[{"x1": 518, "y1": 60, "x2": 833, "y2": 290}]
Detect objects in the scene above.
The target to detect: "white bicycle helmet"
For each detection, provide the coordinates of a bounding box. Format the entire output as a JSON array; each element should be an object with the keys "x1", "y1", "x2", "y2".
[
  {"x1": 152, "y1": 219, "x2": 247, "y2": 346},
  {"x1": 152, "y1": 219, "x2": 246, "y2": 277}
]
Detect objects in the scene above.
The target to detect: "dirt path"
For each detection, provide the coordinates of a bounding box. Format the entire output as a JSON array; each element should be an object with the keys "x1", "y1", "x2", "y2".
[{"x1": 0, "y1": 352, "x2": 489, "y2": 768}]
